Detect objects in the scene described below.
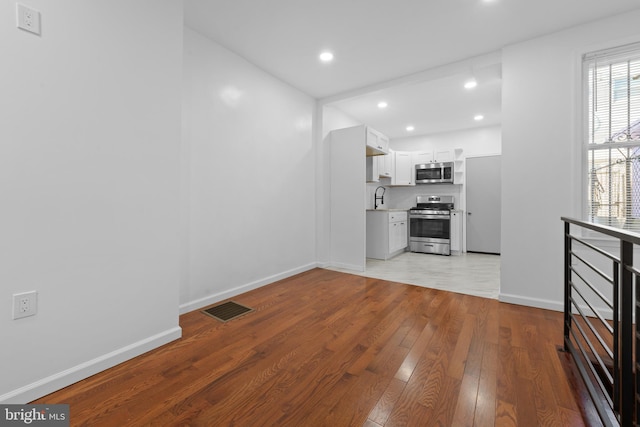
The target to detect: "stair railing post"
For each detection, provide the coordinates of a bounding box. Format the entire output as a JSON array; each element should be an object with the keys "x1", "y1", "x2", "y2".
[
  {"x1": 619, "y1": 240, "x2": 633, "y2": 426},
  {"x1": 564, "y1": 221, "x2": 571, "y2": 351},
  {"x1": 613, "y1": 249, "x2": 620, "y2": 411}
]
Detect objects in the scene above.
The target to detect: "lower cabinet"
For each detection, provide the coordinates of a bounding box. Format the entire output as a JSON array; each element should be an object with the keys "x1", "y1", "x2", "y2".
[
  {"x1": 451, "y1": 210, "x2": 463, "y2": 254},
  {"x1": 366, "y1": 210, "x2": 408, "y2": 260},
  {"x1": 389, "y1": 216, "x2": 408, "y2": 254}
]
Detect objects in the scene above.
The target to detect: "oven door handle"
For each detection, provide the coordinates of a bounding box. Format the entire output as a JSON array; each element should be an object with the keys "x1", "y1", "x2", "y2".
[{"x1": 409, "y1": 214, "x2": 450, "y2": 220}]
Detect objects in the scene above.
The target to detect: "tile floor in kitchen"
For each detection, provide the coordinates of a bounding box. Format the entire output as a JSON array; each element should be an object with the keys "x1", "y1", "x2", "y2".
[{"x1": 329, "y1": 251, "x2": 500, "y2": 299}]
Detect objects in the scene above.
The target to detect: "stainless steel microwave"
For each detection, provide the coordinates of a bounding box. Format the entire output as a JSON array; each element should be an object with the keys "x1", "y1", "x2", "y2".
[{"x1": 415, "y1": 162, "x2": 454, "y2": 184}]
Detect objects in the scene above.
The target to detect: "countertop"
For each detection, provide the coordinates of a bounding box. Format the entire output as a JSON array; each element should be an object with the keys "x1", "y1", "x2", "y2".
[{"x1": 366, "y1": 208, "x2": 409, "y2": 212}]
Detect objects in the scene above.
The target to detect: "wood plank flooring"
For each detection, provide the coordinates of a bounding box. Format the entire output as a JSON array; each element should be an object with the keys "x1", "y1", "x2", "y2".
[{"x1": 33, "y1": 268, "x2": 599, "y2": 426}]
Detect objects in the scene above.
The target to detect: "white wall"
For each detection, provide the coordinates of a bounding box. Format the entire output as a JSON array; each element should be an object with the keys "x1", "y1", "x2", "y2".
[
  {"x1": 322, "y1": 106, "x2": 362, "y2": 140},
  {"x1": 181, "y1": 28, "x2": 317, "y2": 312},
  {"x1": 317, "y1": 106, "x2": 362, "y2": 265},
  {"x1": 500, "y1": 10, "x2": 640, "y2": 310},
  {"x1": 0, "y1": 0, "x2": 183, "y2": 402},
  {"x1": 387, "y1": 125, "x2": 502, "y2": 210},
  {"x1": 328, "y1": 125, "x2": 368, "y2": 271}
]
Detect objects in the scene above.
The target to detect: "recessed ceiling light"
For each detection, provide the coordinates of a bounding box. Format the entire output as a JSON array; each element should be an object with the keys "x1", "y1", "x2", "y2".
[
  {"x1": 319, "y1": 51, "x2": 334, "y2": 63},
  {"x1": 464, "y1": 79, "x2": 478, "y2": 89},
  {"x1": 406, "y1": 125, "x2": 415, "y2": 132},
  {"x1": 474, "y1": 114, "x2": 484, "y2": 121},
  {"x1": 377, "y1": 101, "x2": 388, "y2": 109}
]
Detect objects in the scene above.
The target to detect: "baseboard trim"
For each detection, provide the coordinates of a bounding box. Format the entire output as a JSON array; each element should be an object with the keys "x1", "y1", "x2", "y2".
[
  {"x1": 499, "y1": 293, "x2": 613, "y2": 319},
  {"x1": 179, "y1": 262, "x2": 319, "y2": 314},
  {"x1": 327, "y1": 262, "x2": 365, "y2": 272},
  {"x1": 0, "y1": 326, "x2": 182, "y2": 404},
  {"x1": 499, "y1": 293, "x2": 563, "y2": 312}
]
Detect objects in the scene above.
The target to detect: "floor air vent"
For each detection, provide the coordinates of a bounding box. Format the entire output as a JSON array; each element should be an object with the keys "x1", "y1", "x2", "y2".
[{"x1": 202, "y1": 301, "x2": 253, "y2": 322}]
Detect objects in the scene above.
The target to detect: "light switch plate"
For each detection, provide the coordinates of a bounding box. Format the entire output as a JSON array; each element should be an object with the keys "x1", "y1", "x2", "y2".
[{"x1": 16, "y1": 3, "x2": 41, "y2": 36}]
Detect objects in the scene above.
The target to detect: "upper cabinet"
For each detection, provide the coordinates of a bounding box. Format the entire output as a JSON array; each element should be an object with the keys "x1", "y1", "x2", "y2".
[
  {"x1": 391, "y1": 151, "x2": 413, "y2": 186},
  {"x1": 369, "y1": 149, "x2": 413, "y2": 186},
  {"x1": 413, "y1": 148, "x2": 453, "y2": 165},
  {"x1": 434, "y1": 149, "x2": 453, "y2": 163},
  {"x1": 366, "y1": 127, "x2": 389, "y2": 156},
  {"x1": 378, "y1": 150, "x2": 393, "y2": 178}
]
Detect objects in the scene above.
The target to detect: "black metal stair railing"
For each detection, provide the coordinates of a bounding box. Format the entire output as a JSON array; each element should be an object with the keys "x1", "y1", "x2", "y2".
[{"x1": 562, "y1": 217, "x2": 637, "y2": 427}]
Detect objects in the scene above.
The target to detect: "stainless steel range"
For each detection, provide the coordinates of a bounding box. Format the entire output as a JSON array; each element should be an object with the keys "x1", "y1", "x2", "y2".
[{"x1": 409, "y1": 195, "x2": 454, "y2": 256}]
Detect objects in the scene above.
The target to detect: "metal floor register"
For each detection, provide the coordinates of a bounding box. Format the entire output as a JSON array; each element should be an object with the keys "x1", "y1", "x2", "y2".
[{"x1": 202, "y1": 301, "x2": 254, "y2": 322}]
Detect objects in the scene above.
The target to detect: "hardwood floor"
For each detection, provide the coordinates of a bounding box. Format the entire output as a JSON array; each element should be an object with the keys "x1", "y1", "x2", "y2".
[{"x1": 34, "y1": 269, "x2": 597, "y2": 426}]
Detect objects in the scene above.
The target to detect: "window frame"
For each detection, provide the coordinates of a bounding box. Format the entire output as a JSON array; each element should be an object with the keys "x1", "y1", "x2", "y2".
[{"x1": 581, "y1": 41, "x2": 640, "y2": 234}]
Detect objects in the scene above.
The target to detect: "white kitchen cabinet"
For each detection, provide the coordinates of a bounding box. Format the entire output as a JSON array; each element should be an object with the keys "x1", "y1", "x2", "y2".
[
  {"x1": 413, "y1": 151, "x2": 430, "y2": 166},
  {"x1": 389, "y1": 212, "x2": 408, "y2": 254},
  {"x1": 450, "y1": 210, "x2": 463, "y2": 254},
  {"x1": 435, "y1": 149, "x2": 453, "y2": 163},
  {"x1": 391, "y1": 151, "x2": 413, "y2": 186},
  {"x1": 413, "y1": 149, "x2": 453, "y2": 165},
  {"x1": 377, "y1": 150, "x2": 393, "y2": 178},
  {"x1": 366, "y1": 127, "x2": 389, "y2": 156},
  {"x1": 379, "y1": 133, "x2": 390, "y2": 154},
  {"x1": 366, "y1": 210, "x2": 408, "y2": 260}
]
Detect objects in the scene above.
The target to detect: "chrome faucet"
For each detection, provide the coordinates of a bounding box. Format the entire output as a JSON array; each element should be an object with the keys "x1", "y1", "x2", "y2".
[{"x1": 374, "y1": 186, "x2": 386, "y2": 209}]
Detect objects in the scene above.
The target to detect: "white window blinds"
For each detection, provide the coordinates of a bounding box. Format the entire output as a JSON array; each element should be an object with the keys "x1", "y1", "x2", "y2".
[{"x1": 585, "y1": 42, "x2": 640, "y2": 231}]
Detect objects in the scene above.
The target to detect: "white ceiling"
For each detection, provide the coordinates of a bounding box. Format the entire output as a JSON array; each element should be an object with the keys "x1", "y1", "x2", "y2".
[
  {"x1": 184, "y1": 0, "x2": 640, "y2": 138},
  {"x1": 328, "y1": 58, "x2": 503, "y2": 138}
]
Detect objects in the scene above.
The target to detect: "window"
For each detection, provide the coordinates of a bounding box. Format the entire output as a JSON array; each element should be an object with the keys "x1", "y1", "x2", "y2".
[{"x1": 585, "y1": 42, "x2": 640, "y2": 231}]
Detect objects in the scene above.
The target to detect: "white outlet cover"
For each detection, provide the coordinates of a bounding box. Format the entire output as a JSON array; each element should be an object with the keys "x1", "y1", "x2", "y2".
[
  {"x1": 16, "y1": 3, "x2": 41, "y2": 36},
  {"x1": 12, "y1": 291, "x2": 37, "y2": 320}
]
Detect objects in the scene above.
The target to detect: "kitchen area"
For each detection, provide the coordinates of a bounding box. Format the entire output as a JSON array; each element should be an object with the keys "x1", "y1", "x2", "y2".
[
  {"x1": 321, "y1": 57, "x2": 503, "y2": 299},
  {"x1": 328, "y1": 122, "x2": 501, "y2": 299}
]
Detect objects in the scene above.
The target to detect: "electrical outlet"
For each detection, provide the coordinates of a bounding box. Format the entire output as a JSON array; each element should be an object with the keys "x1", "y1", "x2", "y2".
[
  {"x1": 16, "y1": 3, "x2": 41, "y2": 36},
  {"x1": 12, "y1": 291, "x2": 37, "y2": 320}
]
